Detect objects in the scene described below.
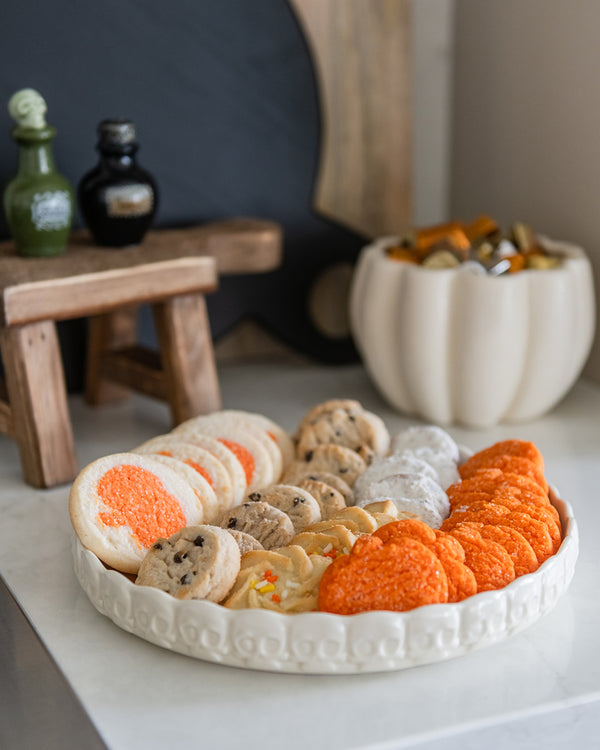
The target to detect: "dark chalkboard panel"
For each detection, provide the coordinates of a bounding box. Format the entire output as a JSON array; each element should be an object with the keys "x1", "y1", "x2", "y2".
[{"x1": 0, "y1": 0, "x2": 411, "y2": 389}]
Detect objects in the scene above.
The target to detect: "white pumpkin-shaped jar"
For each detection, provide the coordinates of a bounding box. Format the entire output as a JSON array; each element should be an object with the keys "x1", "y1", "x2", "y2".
[{"x1": 349, "y1": 235, "x2": 596, "y2": 428}]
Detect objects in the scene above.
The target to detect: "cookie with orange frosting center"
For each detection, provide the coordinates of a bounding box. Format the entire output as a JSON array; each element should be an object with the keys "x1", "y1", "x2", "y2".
[{"x1": 69, "y1": 453, "x2": 204, "y2": 574}]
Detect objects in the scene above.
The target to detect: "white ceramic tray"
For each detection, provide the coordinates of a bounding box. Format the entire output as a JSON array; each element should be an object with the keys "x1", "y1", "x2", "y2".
[{"x1": 72, "y1": 489, "x2": 577, "y2": 674}]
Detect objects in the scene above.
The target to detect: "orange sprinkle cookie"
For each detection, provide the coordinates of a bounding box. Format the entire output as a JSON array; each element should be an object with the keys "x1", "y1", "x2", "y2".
[
  {"x1": 512, "y1": 503, "x2": 561, "y2": 553},
  {"x1": 458, "y1": 522, "x2": 539, "y2": 577},
  {"x1": 449, "y1": 525, "x2": 516, "y2": 592},
  {"x1": 374, "y1": 520, "x2": 476, "y2": 602},
  {"x1": 495, "y1": 512, "x2": 554, "y2": 565},
  {"x1": 441, "y1": 501, "x2": 511, "y2": 531},
  {"x1": 459, "y1": 440, "x2": 546, "y2": 486},
  {"x1": 460, "y1": 454, "x2": 547, "y2": 492},
  {"x1": 318, "y1": 535, "x2": 448, "y2": 615}
]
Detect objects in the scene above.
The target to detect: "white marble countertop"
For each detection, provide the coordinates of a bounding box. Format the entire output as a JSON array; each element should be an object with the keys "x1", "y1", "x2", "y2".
[{"x1": 1, "y1": 362, "x2": 599, "y2": 750}]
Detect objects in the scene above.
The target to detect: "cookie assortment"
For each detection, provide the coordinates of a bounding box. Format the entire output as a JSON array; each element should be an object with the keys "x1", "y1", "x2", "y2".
[
  {"x1": 386, "y1": 215, "x2": 563, "y2": 274},
  {"x1": 69, "y1": 400, "x2": 563, "y2": 617}
]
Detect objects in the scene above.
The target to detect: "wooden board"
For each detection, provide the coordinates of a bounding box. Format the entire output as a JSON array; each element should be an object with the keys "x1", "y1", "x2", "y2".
[{"x1": 290, "y1": 0, "x2": 412, "y2": 238}]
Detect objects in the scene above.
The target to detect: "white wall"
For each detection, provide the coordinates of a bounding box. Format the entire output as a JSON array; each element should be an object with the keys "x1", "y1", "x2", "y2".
[{"x1": 451, "y1": 0, "x2": 600, "y2": 381}]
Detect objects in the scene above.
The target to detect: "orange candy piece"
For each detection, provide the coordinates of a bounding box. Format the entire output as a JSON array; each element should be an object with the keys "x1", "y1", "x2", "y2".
[{"x1": 318, "y1": 535, "x2": 448, "y2": 615}]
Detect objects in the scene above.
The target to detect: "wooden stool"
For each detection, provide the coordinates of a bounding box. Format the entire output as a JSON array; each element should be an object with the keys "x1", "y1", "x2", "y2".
[{"x1": 0, "y1": 218, "x2": 282, "y2": 488}]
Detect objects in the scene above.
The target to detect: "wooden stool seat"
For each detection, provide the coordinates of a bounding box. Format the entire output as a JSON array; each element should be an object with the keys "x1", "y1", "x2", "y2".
[{"x1": 0, "y1": 218, "x2": 282, "y2": 488}]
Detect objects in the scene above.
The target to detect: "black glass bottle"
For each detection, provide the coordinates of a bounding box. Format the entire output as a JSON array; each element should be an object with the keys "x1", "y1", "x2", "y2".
[{"x1": 78, "y1": 119, "x2": 158, "y2": 247}]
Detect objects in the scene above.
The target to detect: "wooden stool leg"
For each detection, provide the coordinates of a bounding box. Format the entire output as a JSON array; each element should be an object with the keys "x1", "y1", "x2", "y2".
[
  {"x1": 85, "y1": 306, "x2": 138, "y2": 406},
  {"x1": 0, "y1": 321, "x2": 77, "y2": 488},
  {"x1": 153, "y1": 294, "x2": 221, "y2": 424}
]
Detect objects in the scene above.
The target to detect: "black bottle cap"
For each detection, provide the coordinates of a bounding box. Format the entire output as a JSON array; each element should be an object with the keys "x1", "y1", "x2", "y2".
[{"x1": 97, "y1": 119, "x2": 136, "y2": 146}]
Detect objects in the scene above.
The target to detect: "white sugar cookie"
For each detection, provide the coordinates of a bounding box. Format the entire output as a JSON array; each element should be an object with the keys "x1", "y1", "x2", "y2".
[
  {"x1": 134, "y1": 435, "x2": 234, "y2": 511},
  {"x1": 173, "y1": 413, "x2": 283, "y2": 484}
]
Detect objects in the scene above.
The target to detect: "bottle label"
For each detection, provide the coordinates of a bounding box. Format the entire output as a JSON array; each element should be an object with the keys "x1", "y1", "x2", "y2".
[
  {"x1": 31, "y1": 190, "x2": 71, "y2": 231},
  {"x1": 105, "y1": 184, "x2": 153, "y2": 218}
]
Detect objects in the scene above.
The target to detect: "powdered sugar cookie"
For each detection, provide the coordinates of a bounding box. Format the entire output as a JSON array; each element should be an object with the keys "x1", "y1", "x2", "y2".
[
  {"x1": 225, "y1": 529, "x2": 264, "y2": 555},
  {"x1": 164, "y1": 433, "x2": 246, "y2": 504},
  {"x1": 173, "y1": 413, "x2": 283, "y2": 484},
  {"x1": 219, "y1": 500, "x2": 295, "y2": 549},
  {"x1": 135, "y1": 524, "x2": 240, "y2": 601},
  {"x1": 145, "y1": 454, "x2": 221, "y2": 524},
  {"x1": 245, "y1": 485, "x2": 321, "y2": 533},
  {"x1": 390, "y1": 425, "x2": 460, "y2": 464},
  {"x1": 223, "y1": 545, "x2": 331, "y2": 613},
  {"x1": 355, "y1": 473, "x2": 449, "y2": 528},
  {"x1": 284, "y1": 444, "x2": 367, "y2": 487},
  {"x1": 134, "y1": 436, "x2": 234, "y2": 511},
  {"x1": 354, "y1": 453, "x2": 439, "y2": 501},
  {"x1": 294, "y1": 478, "x2": 347, "y2": 519},
  {"x1": 69, "y1": 453, "x2": 204, "y2": 574},
  {"x1": 173, "y1": 422, "x2": 275, "y2": 491},
  {"x1": 391, "y1": 426, "x2": 460, "y2": 489}
]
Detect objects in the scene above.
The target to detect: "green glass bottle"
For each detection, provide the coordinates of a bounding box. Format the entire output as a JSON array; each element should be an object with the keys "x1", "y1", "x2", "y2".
[{"x1": 3, "y1": 88, "x2": 74, "y2": 257}]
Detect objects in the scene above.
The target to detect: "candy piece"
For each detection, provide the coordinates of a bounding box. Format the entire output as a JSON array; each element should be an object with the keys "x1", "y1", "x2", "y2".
[
  {"x1": 464, "y1": 214, "x2": 500, "y2": 242},
  {"x1": 387, "y1": 246, "x2": 419, "y2": 263},
  {"x1": 318, "y1": 535, "x2": 448, "y2": 615},
  {"x1": 449, "y1": 525, "x2": 516, "y2": 592},
  {"x1": 422, "y1": 250, "x2": 460, "y2": 269}
]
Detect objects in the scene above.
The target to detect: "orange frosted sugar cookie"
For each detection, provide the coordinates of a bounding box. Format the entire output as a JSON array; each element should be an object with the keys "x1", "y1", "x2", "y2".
[
  {"x1": 318, "y1": 535, "x2": 448, "y2": 615},
  {"x1": 448, "y1": 525, "x2": 516, "y2": 592},
  {"x1": 458, "y1": 522, "x2": 539, "y2": 577},
  {"x1": 459, "y1": 440, "x2": 546, "y2": 490},
  {"x1": 461, "y1": 454, "x2": 547, "y2": 492},
  {"x1": 69, "y1": 453, "x2": 204, "y2": 574},
  {"x1": 374, "y1": 520, "x2": 476, "y2": 602}
]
